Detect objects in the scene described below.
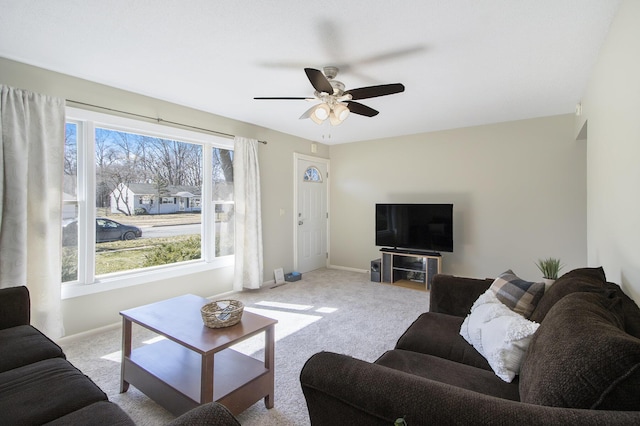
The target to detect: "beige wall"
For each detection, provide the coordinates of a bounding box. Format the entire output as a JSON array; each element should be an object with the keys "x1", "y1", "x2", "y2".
[
  {"x1": 329, "y1": 114, "x2": 587, "y2": 281},
  {"x1": 0, "y1": 57, "x2": 328, "y2": 335},
  {"x1": 578, "y1": 0, "x2": 640, "y2": 302}
]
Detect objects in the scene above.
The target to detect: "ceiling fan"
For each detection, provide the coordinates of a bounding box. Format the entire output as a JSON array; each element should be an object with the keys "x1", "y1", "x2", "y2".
[{"x1": 254, "y1": 66, "x2": 405, "y2": 125}]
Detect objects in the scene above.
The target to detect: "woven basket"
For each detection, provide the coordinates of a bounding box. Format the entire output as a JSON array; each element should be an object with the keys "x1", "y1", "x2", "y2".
[{"x1": 200, "y1": 300, "x2": 244, "y2": 328}]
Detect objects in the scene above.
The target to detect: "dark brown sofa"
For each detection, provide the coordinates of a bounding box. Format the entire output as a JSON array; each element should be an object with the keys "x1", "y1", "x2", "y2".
[
  {"x1": 300, "y1": 268, "x2": 640, "y2": 425},
  {"x1": 0, "y1": 286, "x2": 240, "y2": 426}
]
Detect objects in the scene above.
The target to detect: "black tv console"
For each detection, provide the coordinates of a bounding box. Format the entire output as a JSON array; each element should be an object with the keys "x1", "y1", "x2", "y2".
[{"x1": 380, "y1": 248, "x2": 442, "y2": 290}]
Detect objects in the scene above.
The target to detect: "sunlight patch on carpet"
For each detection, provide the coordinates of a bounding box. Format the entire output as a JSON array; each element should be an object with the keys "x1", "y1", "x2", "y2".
[
  {"x1": 231, "y1": 307, "x2": 322, "y2": 356},
  {"x1": 143, "y1": 335, "x2": 167, "y2": 345},
  {"x1": 100, "y1": 335, "x2": 167, "y2": 362},
  {"x1": 255, "y1": 301, "x2": 313, "y2": 311},
  {"x1": 100, "y1": 351, "x2": 122, "y2": 362}
]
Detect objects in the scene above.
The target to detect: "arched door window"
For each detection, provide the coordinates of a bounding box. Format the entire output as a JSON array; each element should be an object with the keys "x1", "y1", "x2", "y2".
[{"x1": 303, "y1": 166, "x2": 323, "y2": 183}]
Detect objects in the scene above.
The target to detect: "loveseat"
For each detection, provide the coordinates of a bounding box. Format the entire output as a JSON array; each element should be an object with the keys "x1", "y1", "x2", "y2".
[
  {"x1": 300, "y1": 268, "x2": 640, "y2": 425},
  {"x1": 0, "y1": 285, "x2": 240, "y2": 425}
]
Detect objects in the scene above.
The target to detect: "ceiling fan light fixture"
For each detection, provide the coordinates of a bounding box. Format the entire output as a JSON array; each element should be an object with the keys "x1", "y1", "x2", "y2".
[
  {"x1": 329, "y1": 111, "x2": 341, "y2": 126},
  {"x1": 310, "y1": 103, "x2": 330, "y2": 124},
  {"x1": 333, "y1": 103, "x2": 350, "y2": 121}
]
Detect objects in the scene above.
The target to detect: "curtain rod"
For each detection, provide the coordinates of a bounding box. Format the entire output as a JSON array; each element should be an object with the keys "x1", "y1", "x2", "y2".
[{"x1": 66, "y1": 99, "x2": 267, "y2": 144}]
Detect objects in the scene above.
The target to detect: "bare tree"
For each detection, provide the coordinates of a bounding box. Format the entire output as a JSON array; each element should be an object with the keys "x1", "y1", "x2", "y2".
[
  {"x1": 95, "y1": 129, "x2": 119, "y2": 208},
  {"x1": 152, "y1": 173, "x2": 170, "y2": 214},
  {"x1": 63, "y1": 123, "x2": 78, "y2": 199},
  {"x1": 211, "y1": 148, "x2": 234, "y2": 200},
  {"x1": 111, "y1": 131, "x2": 151, "y2": 182},
  {"x1": 106, "y1": 162, "x2": 138, "y2": 215},
  {"x1": 214, "y1": 148, "x2": 234, "y2": 183},
  {"x1": 63, "y1": 123, "x2": 77, "y2": 177},
  {"x1": 183, "y1": 145, "x2": 203, "y2": 186},
  {"x1": 95, "y1": 129, "x2": 140, "y2": 214},
  {"x1": 143, "y1": 137, "x2": 199, "y2": 186}
]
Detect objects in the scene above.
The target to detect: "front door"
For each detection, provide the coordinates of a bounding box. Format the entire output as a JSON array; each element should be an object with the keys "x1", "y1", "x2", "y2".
[{"x1": 295, "y1": 154, "x2": 329, "y2": 273}]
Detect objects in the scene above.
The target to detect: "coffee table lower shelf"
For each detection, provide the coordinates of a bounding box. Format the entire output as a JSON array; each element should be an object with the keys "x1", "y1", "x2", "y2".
[{"x1": 123, "y1": 338, "x2": 271, "y2": 416}]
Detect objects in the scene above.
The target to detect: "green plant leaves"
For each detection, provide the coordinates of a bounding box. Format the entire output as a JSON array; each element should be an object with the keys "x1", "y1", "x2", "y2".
[{"x1": 535, "y1": 257, "x2": 564, "y2": 279}]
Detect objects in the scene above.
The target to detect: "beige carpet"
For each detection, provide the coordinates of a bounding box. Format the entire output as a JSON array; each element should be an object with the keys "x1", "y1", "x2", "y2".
[{"x1": 60, "y1": 268, "x2": 430, "y2": 425}]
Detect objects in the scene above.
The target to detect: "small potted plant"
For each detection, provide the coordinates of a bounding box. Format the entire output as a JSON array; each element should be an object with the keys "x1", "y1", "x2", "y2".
[{"x1": 536, "y1": 257, "x2": 563, "y2": 290}]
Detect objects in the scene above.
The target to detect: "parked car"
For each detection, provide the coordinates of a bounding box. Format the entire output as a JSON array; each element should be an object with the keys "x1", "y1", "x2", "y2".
[{"x1": 62, "y1": 218, "x2": 142, "y2": 246}]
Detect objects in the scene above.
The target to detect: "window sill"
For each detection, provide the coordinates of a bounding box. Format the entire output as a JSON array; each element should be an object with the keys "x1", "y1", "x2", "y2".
[{"x1": 61, "y1": 257, "x2": 234, "y2": 299}]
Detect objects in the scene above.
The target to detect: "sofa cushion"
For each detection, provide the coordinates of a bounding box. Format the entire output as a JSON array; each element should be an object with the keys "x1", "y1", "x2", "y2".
[
  {"x1": 529, "y1": 266, "x2": 607, "y2": 323},
  {"x1": 489, "y1": 270, "x2": 545, "y2": 318},
  {"x1": 0, "y1": 357, "x2": 108, "y2": 425},
  {"x1": 520, "y1": 292, "x2": 640, "y2": 410},
  {"x1": 460, "y1": 290, "x2": 540, "y2": 382},
  {"x1": 429, "y1": 274, "x2": 494, "y2": 317},
  {"x1": 395, "y1": 312, "x2": 492, "y2": 371},
  {"x1": 376, "y1": 349, "x2": 520, "y2": 402},
  {"x1": 43, "y1": 401, "x2": 135, "y2": 426},
  {"x1": 0, "y1": 324, "x2": 65, "y2": 373},
  {"x1": 605, "y1": 281, "x2": 640, "y2": 339},
  {"x1": 167, "y1": 402, "x2": 242, "y2": 426},
  {"x1": 0, "y1": 286, "x2": 30, "y2": 329}
]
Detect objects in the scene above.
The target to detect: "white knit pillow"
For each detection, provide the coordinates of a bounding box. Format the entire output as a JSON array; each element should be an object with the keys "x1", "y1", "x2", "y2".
[{"x1": 460, "y1": 289, "x2": 540, "y2": 382}]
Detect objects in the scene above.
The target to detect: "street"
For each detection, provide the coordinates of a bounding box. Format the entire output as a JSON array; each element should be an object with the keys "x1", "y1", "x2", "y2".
[{"x1": 140, "y1": 223, "x2": 201, "y2": 239}]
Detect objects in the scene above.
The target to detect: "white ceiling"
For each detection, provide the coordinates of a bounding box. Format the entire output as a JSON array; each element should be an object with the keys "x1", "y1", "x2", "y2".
[{"x1": 0, "y1": 0, "x2": 621, "y2": 145}]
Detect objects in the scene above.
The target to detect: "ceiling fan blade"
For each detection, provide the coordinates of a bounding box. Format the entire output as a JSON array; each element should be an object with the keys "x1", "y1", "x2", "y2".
[
  {"x1": 254, "y1": 97, "x2": 310, "y2": 100},
  {"x1": 349, "y1": 46, "x2": 426, "y2": 68},
  {"x1": 345, "y1": 83, "x2": 405, "y2": 100},
  {"x1": 346, "y1": 101, "x2": 379, "y2": 117},
  {"x1": 299, "y1": 105, "x2": 317, "y2": 119},
  {"x1": 304, "y1": 68, "x2": 334, "y2": 94}
]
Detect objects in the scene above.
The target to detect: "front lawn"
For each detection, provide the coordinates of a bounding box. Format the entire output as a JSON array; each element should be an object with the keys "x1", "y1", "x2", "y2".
[{"x1": 62, "y1": 235, "x2": 201, "y2": 281}]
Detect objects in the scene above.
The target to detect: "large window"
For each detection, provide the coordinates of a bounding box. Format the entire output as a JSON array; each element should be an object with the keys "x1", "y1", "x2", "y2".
[{"x1": 62, "y1": 108, "x2": 234, "y2": 294}]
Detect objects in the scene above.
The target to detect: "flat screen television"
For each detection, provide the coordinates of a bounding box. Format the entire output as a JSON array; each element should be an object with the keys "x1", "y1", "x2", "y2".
[{"x1": 375, "y1": 203, "x2": 453, "y2": 253}]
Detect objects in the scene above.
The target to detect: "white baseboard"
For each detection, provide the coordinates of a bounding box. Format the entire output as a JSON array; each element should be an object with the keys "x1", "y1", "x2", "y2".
[
  {"x1": 56, "y1": 322, "x2": 120, "y2": 344},
  {"x1": 328, "y1": 264, "x2": 369, "y2": 274}
]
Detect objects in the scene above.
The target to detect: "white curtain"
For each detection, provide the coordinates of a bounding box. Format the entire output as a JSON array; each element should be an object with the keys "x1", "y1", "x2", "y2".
[
  {"x1": 0, "y1": 85, "x2": 65, "y2": 338},
  {"x1": 233, "y1": 137, "x2": 263, "y2": 290}
]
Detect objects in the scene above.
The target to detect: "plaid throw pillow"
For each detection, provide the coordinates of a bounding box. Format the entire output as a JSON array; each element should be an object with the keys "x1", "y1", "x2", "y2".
[{"x1": 489, "y1": 270, "x2": 545, "y2": 319}]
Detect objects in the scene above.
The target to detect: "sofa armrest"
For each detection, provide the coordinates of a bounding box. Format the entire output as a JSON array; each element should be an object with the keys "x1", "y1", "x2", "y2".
[
  {"x1": 167, "y1": 402, "x2": 240, "y2": 426},
  {"x1": 429, "y1": 274, "x2": 492, "y2": 317},
  {"x1": 300, "y1": 352, "x2": 640, "y2": 426},
  {"x1": 0, "y1": 286, "x2": 30, "y2": 330}
]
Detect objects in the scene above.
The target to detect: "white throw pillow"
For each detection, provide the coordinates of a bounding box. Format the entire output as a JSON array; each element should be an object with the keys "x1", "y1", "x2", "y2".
[{"x1": 460, "y1": 289, "x2": 540, "y2": 382}]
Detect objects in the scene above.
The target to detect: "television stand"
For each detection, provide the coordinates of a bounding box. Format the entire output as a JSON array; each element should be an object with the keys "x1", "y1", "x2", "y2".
[{"x1": 380, "y1": 248, "x2": 442, "y2": 291}]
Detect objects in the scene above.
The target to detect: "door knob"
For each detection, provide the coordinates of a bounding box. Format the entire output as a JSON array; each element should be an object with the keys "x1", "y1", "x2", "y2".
[{"x1": 298, "y1": 221, "x2": 303, "y2": 225}]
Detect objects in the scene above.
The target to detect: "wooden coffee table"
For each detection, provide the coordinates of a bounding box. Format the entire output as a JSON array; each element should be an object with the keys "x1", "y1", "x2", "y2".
[{"x1": 119, "y1": 294, "x2": 277, "y2": 416}]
